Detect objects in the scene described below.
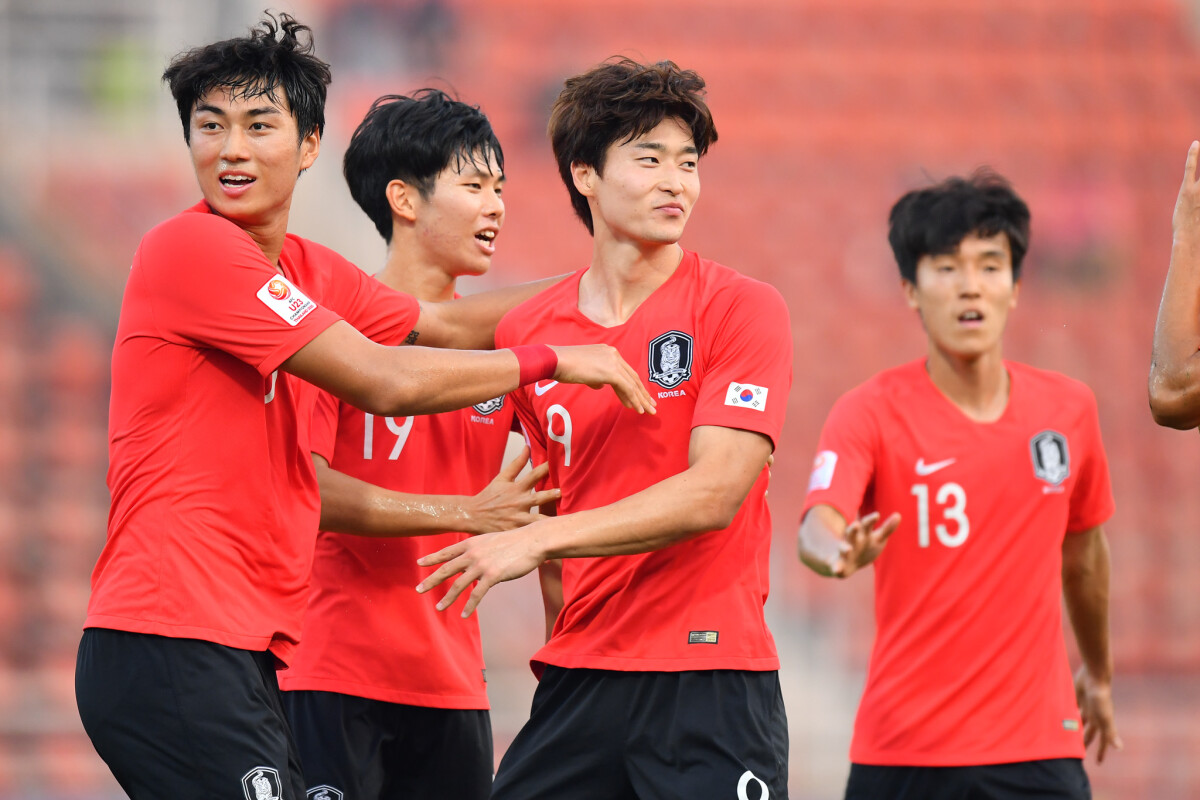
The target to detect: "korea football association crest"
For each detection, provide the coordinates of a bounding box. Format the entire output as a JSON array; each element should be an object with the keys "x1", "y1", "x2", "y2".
[
  {"x1": 473, "y1": 395, "x2": 505, "y2": 415},
  {"x1": 308, "y1": 786, "x2": 344, "y2": 800},
  {"x1": 1030, "y1": 430, "x2": 1070, "y2": 486},
  {"x1": 242, "y1": 767, "x2": 282, "y2": 800},
  {"x1": 647, "y1": 330, "x2": 694, "y2": 389}
]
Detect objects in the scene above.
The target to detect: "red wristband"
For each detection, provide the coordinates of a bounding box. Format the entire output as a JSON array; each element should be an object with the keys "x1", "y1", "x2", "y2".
[{"x1": 512, "y1": 344, "x2": 558, "y2": 386}]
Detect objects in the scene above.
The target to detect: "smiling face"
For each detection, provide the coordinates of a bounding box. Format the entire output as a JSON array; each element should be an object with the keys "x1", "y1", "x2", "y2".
[
  {"x1": 188, "y1": 85, "x2": 319, "y2": 230},
  {"x1": 404, "y1": 150, "x2": 505, "y2": 279},
  {"x1": 573, "y1": 117, "x2": 699, "y2": 248},
  {"x1": 904, "y1": 232, "x2": 1019, "y2": 361}
]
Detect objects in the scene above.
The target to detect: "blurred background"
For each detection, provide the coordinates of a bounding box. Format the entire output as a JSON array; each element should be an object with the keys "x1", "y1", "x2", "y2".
[{"x1": 1, "y1": 0, "x2": 1198, "y2": 797}]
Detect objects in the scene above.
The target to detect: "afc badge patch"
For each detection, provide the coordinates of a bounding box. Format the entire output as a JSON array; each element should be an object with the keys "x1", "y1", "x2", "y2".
[
  {"x1": 1030, "y1": 430, "x2": 1070, "y2": 486},
  {"x1": 648, "y1": 330, "x2": 693, "y2": 389},
  {"x1": 308, "y1": 786, "x2": 344, "y2": 800},
  {"x1": 242, "y1": 767, "x2": 282, "y2": 800},
  {"x1": 473, "y1": 396, "x2": 505, "y2": 415}
]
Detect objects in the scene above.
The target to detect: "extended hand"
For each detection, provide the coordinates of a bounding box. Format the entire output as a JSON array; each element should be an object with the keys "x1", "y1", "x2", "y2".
[
  {"x1": 1075, "y1": 666, "x2": 1123, "y2": 763},
  {"x1": 415, "y1": 526, "x2": 546, "y2": 617},
  {"x1": 832, "y1": 511, "x2": 900, "y2": 578},
  {"x1": 1173, "y1": 141, "x2": 1200, "y2": 239},
  {"x1": 461, "y1": 447, "x2": 559, "y2": 534},
  {"x1": 551, "y1": 344, "x2": 657, "y2": 414}
]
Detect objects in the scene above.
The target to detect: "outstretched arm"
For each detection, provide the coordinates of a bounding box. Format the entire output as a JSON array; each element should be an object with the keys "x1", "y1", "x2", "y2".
[
  {"x1": 415, "y1": 424, "x2": 773, "y2": 616},
  {"x1": 1062, "y1": 525, "x2": 1122, "y2": 764},
  {"x1": 283, "y1": 320, "x2": 656, "y2": 418},
  {"x1": 1150, "y1": 141, "x2": 1200, "y2": 428},
  {"x1": 412, "y1": 276, "x2": 566, "y2": 350},
  {"x1": 797, "y1": 504, "x2": 900, "y2": 579},
  {"x1": 314, "y1": 447, "x2": 559, "y2": 537}
]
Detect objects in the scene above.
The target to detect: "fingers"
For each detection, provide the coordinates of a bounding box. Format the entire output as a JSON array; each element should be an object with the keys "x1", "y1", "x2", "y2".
[
  {"x1": 516, "y1": 460, "x2": 551, "y2": 491},
  {"x1": 433, "y1": 571, "x2": 475, "y2": 612},
  {"x1": 873, "y1": 512, "x2": 902, "y2": 544},
  {"x1": 416, "y1": 541, "x2": 466, "y2": 569},
  {"x1": 529, "y1": 487, "x2": 561, "y2": 508},
  {"x1": 498, "y1": 446, "x2": 531, "y2": 481},
  {"x1": 459, "y1": 577, "x2": 497, "y2": 618},
  {"x1": 613, "y1": 358, "x2": 656, "y2": 415},
  {"x1": 1186, "y1": 140, "x2": 1199, "y2": 185}
]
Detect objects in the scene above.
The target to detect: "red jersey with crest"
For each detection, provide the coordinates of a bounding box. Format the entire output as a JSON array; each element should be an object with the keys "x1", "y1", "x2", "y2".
[
  {"x1": 87, "y1": 202, "x2": 419, "y2": 665},
  {"x1": 278, "y1": 381, "x2": 514, "y2": 708},
  {"x1": 802, "y1": 359, "x2": 1114, "y2": 766},
  {"x1": 495, "y1": 250, "x2": 792, "y2": 674}
]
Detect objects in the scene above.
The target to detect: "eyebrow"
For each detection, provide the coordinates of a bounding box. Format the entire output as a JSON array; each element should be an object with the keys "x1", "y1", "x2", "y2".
[
  {"x1": 194, "y1": 104, "x2": 283, "y2": 118},
  {"x1": 461, "y1": 165, "x2": 506, "y2": 181},
  {"x1": 630, "y1": 141, "x2": 700, "y2": 156}
]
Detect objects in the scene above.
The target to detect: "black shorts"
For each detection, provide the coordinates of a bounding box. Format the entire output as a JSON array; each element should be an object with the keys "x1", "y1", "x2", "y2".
[
  {"x1": 845, "y1": 758, "x2": 1091, "y2": 800},
  {"x1": 282, "y1": 689, "x2": 493, "y2": 800},
  {"x1": 491, "y1": 666, "x2": 788, "y2": 800},
  {"x1": 75, "y1": 628, "x2": 305, "y2": 800}
]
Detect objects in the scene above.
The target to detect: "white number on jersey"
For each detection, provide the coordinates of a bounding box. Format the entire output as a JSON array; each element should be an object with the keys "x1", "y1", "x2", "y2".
[
  {"x1": 546, "y1": 404, "x2": 572, "y2": 467},
  {"x1": 363, "y1": 413, "x2": 414, "y2": 460},
  {"x1": 911, "y1": 482, "x2": 970, "y2": 548},
  {"x1": 737, "y1": 770, "x2": 769, "y2": 800}
]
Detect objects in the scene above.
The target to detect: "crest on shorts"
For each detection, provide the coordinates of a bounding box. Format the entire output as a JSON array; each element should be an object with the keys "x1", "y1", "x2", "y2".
[
  {"x1": 242, "y1": 767, "x2": 282, "y2": 800},
  {"x1": 308, "y1": 786, "x2": 344, "y2": 800},
  {"x1": 647, "y1": 330, "x2": 693, "y2": 389},
  {"x1": 473, "y1": 395, "x2": 505, "y2": 415},
  {"x1": 1030, "y1": 430, "x2": 1070, "y2": 486}
]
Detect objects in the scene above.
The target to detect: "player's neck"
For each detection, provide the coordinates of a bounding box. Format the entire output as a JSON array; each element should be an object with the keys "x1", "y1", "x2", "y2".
[
  {"x1": 235, "y1": 213, "x2": 291, "y2": 269},
  {"x1": 577, "y1": 238, "x2": 683, "y2": 327},
  {"x1": 375, "y1": 243, "x2": 457, "y2": 302},
  {"x1": 924, "y1": 346, "x2": 1010, "y2": 423}
]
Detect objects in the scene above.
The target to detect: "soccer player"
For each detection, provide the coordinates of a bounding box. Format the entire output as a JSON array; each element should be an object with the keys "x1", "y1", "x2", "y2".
[
  {"x1": 279, "y1": 90, "x2": 551, "y2": 800},
  {"x1": 416, "y1": 58, "x2": 794, "y2": 799},
  {"x1": 1150, "y1": 141, "x2": 1200, "y2": 428},
  {"x1": 74, "y1": 16, "x2": 653, "y2": 800},
  {"x1": 798, "y1": 171, "x2": 1121, "y2": 800}
]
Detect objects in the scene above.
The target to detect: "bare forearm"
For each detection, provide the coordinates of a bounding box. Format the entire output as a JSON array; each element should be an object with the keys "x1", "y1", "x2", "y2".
[
  {"x1": 430, "y1": 276, "x2": 564, "y2": 349},
  {"x1": 1151, "y1": 235, "x2": 1200, "y2": 427},
  {"x1": 1063, "y1": 532, "x2": 1114, "y2": 683},
  {"x1": 797, "y1": 507, "x2": 847, "y2": 577},
  {"x1": 317, "y1": 462, "x2": 472, "y2": 537}
]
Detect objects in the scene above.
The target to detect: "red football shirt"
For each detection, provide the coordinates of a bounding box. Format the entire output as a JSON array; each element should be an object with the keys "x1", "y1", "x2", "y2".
[
  {"x1": 802, "y1": 359, "x2": 1114, "y2": 766},
  {"x1": 278, "y1": 382, "x2": 514, "y2": 708},
  {"x1": 87, "y1": 202, "x2": 419, "y2": 664},
  {"x1": 495, "y1": 250, "x2": 792, "y2": 674}
]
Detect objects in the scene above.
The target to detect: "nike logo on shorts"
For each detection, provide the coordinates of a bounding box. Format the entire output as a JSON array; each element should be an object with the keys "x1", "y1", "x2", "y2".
[{"x1": 915, "y1": 457, "x2": 956, "y2": 476}]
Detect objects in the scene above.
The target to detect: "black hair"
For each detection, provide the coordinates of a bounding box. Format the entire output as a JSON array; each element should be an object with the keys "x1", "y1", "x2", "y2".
[
  {"x1": 162, "y1": 11, "x2": 331, "y2": 144},
  {"x1": 548, "y1": 58, "x2": 717, "y2": 235},
  {"x1": 888, "y1": 169, "x2": 1031, "y2": 282},
  {"x1": 343, "y1": 89, "x2": 504, "y2": 243}
]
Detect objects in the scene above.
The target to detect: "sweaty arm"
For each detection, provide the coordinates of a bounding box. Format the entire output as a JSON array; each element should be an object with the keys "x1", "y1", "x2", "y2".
[
  {"x1": 313, "y1": 449, "x2": 558, "y2": 538},
  {"x1": 282, "y1": 320, "x2": 655, "y2": 418},
  {"x1": 1062, "y1": 525, "x2": 1123, "y2": 763},
  {"x1": 1150, "y1": 141, "x2": 1200, "y2": 428},
  {"x1": 411, "y1": 275, "x2": 566, "y2": 350},
  {"x1": 416, "y1": 424, "x2": 773, "y2": 616},
  {"x1": 798, "y1": 504, "x2": 900, "y2": 579}
]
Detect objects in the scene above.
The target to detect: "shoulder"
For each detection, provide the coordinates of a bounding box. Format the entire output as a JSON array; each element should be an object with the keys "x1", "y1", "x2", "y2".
[
  {"x1": 693, "y1": 254, "x2": 787, "y2": 311},
  {"x1": 497, "y1": 270, "x2": 583, "y2": 343},
  {"x1": 1010, "y1": 361, "x2": 1098, "y2": 411},
  {"x1": 834, "y1": 361, "x2": 925, "y2": 415},
  {"x1": 141, "y1": 204, "x2": 248, "y2": 251}
]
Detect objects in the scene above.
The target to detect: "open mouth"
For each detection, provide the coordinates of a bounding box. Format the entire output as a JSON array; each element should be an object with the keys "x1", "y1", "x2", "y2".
[
  {"x1": 475, "y1": 230, "x2": 497, "y2": 245},
  {"x1": 959, "y1": 310, "x2": 983, "y2": 323},
  {"x1": 220, "y1": 174, "x2": 255, "y2": 188}
]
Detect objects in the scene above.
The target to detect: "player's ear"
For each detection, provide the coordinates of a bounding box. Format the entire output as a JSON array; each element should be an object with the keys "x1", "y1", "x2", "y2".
[
  {"x1": 571, "y1": 161, "x2": 597, "y2": 197},
  {"x1": 387, "y1": 179, "x2": 418, "y2": 223},
  {"x1": 902, "y1": 278, "x2": 919, "y2": 310},
  {"x1": 299, "y1": 130, "x2": 320, "y2": 172}
]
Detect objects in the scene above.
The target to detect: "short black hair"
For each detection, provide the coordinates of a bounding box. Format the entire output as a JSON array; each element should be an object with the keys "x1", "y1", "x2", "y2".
[
  {"x1": 343, "y1": 89, "x2": 504, "y2": 243},
  {"x1": 163, "y1": 11, "x2": 331, "y2": 144},
  {"x1": 888, "y1": 169, "x2": 1031, "y2": 282},
  {"x1": 548, "y1": 58, "x2": 717, "y2": 235}
]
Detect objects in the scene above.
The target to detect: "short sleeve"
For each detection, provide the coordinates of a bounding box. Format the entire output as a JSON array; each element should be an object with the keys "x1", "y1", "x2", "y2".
[
  {"x1": 1066, "y1": 391, "x2": 1115, "y2": 534},
  {"x1": 801, "y1": 389, "x2": 880, "y2": 525},
  {"x1": 135, "y1": 211, "x2": 339, "y2": 376},
  {"x1": 690, "y1": 279, "x2": 793, "y2": 448},
  {"x1": 309, "y1": 389, "x2": 341, "y2": 463},
  {"x1": 305, "y1": 245, "x2": 420, "y2": 347}
]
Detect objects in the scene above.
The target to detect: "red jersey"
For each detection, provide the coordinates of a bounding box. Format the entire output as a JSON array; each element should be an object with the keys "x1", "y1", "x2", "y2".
[
  {"x1": 278, "y1": 382, "x2": 514, "y2": 708},
  {"x1": 87, "y1": 202, "x2": 419, "y2": 664},
  {"x1": 495, "y1": 250, "x2": 792, "y2": 674},
  {"x1": 802, "y1": 359, "x2": 1114, "y2": 766}
]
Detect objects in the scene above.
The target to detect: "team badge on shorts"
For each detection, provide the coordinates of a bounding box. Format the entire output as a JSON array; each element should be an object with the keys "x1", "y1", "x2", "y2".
[
  {"x1": 242, "y1": 766, "x2": 282, "y2": 800},
  {"x1": 1030, "y1": 430, "x2": 1070, "y2": 486},
  {"x1": 473, "y1": 395, "x2": 505, "y2": 415},
  {"x1": 307, "y1": 786, "x2": 344, "y2": 800},
  {"x1": 647, "y1": 330, "x2": 693, "y2": 389}
]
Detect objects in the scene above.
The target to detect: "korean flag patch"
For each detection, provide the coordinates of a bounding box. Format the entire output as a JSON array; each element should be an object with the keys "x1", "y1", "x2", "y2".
[
  {"x1": 257, "y1": 275, "x2": 317, "y2": 326},
  {"x1": 725, "y1": 382, "x2": 768, "y2": 411}
]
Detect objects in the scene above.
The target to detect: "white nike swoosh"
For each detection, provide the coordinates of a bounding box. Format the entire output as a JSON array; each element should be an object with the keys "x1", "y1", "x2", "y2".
[
  {"x1": 915, "y1": 457, "x2": 956, "y2": 476},
  {"x1": 533, "y1": 381, "x2": 559, "y2": 396}
]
